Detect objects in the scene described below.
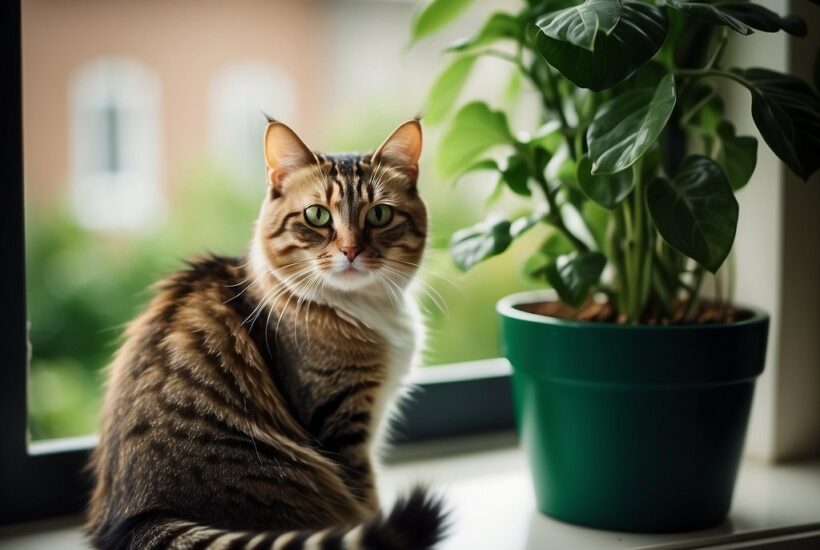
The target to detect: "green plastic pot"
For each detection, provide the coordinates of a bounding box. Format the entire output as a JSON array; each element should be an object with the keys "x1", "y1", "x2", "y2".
[{"x1": 498, "y1": 290, "x2": 769, "y2": 533}]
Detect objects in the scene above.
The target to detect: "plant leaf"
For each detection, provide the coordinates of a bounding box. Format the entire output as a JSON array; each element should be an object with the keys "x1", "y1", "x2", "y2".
[
  {"x1": 450, "y1": 218, "x2": 512, "y2": 271},
  {"x1": 437, "y1": 102, "x2": 513, "y2": 178},
  {"x1": 587, "y1": 74, "x2": 677, "y2": 174},
  {"x1": 535, "y1": 0, "x2": 622, "y2": 52},
  {"x1": 447, "y1": 12, "x2": 521, "y2": 52},
  {"x1": 527, "y1": 120, "x2": 564, "y2": 153},
  {"x1": 450, "y1": 208, "x2": 545, "y2": 271},
  {"x1": 535, "y1": 1, "x2": 668, "y2": 91},
  {"x1": 665, "y1": 1, "x2": 806, "y2": 37},
  {"x1": 411, "y1": 0, "x2": 474, "y2": 42},
  {"x1": 425, "y1": 56, "x2": 477, "y2": 125},
  {"x1": 719, "y1": 4, "x2": 806, "y2": 37},
  {"x1": 680, "y1": 83, "x2": 723, "y2": 134},
  {"x1": 511, "y1": 209, "x2": 546, "y2": 238},
  {"x1": 576, "y1": 156, "x2": 634, "y2": 208},
  {"x1": 733, "y1": 68, "x2": 820, "y2": 181},
  {"x1": 501, "y1": 155, "x2": 532, "y2": 196},
  {"x1": 524, "y1": 232, "x2": 574, "y2": 278},
  {"x1": 453, "y1": 159, "x2": 499, "y2": 187},
  {"x1": 545, "y1": 251, "x2": 607, "y2": 306},
  {"x1": 647, "y1": 156, "x2": 738, "y2": 273},
  {"x1": 716, "y1": 121, "x2": 757, "y2": 191}
]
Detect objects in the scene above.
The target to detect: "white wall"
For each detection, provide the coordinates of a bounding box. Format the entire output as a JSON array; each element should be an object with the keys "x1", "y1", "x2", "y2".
[{"x1": 725, "y1": 0, "x2": 820, "y2": 462}]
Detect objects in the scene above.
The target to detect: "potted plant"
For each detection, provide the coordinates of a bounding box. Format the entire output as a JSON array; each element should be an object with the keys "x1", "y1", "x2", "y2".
[{"x1": 412, "y1": 0, "x2": 820, "y2": 533}]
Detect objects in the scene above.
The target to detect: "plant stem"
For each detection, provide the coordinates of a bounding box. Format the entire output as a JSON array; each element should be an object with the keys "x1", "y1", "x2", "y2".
[
  {"x1": 517, "y1": 143, "x2": 589, "y2": 253},
  {"x1": 543, "y1": 186, "x2": 589, "y2": 253},
  {"x1": 705, "y1": 28, "x2": 729, "y2": 70},
  {"x1": 685, "y1": 267, "x2": 705, "y2": 321},
  {"x1": 674, "y1": 68, "x2": 751, "y2": 89},
  {"x1": 543, "y1": 69, "x2": 577, "y2": 161}
]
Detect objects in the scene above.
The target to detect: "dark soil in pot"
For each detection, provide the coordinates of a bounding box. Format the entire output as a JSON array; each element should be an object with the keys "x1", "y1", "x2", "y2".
[{"x1": 518, "y1": 297, "x2": 744, "y2": 325}]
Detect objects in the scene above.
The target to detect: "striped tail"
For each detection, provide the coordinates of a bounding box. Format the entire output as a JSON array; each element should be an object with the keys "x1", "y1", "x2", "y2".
[{"x1": 93, "y1": 487, "x2": 447, "y2": 550}]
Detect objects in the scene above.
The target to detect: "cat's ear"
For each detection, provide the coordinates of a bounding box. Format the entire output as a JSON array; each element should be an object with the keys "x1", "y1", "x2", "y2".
[
  {"x1": 264, "y1": 122, "x2": 318, "y2": 194},
  {"x1": 372, "y1": 119, "x2": 422, "y2": 178}
]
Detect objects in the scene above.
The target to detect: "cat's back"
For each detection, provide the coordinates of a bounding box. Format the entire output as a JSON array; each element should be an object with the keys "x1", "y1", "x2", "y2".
[{"x1": 87, "y1": 255, "x2": 338, "y2": 535}]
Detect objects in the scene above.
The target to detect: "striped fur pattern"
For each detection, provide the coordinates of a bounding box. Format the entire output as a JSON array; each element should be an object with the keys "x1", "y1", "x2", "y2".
[{"x1": 86, "y1": 120, "x2": 445, "y2": 549}]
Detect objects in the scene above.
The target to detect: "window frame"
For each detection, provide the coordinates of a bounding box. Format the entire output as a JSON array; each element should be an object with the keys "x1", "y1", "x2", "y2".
[
  {"x1": 0, "y1": 2, "x2": 513, "y2": 525},
  {"x1": 0, "y1": 2, "x2": 93, "y2": 524}
]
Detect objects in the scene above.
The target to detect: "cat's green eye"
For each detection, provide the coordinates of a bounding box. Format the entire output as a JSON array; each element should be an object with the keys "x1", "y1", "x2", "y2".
[
  {"x1": 366, "y1": 204, "x2": 393, "y2": 227},
  {"x1": 304, "y1": 205, "x2": 332, "y2": 227}
]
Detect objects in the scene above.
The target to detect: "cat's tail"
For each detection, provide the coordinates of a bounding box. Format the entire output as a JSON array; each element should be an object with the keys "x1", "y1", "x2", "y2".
[{"x1": 93, "y1": 486, "x2": 448, "y2": 550}]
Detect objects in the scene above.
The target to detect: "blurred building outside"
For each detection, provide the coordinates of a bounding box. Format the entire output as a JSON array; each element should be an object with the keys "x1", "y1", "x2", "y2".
[{"x1": 22, "y1": 0, "x2": 542, "y2": 440}]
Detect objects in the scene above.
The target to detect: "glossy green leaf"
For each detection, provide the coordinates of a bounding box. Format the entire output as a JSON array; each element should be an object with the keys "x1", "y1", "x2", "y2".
[
  {"x1": 535, "y1": 0, "x2": 622, "y2": 51},
  {"x1": 527, "y1": 120, "x2": 564, "y2": 153},
  {"x1": 545, "y1": 251, "x2": 607, "y2": 306},
  {"x1": 447, "y1": 12, "x2": 521, "y2": 52},
  {"x1": 425, "y1": 56, "x2": 476, "y2": 125},
  {"x1": 576, "y1": 156, "x2": 634, "y2": 209},
  {"x1": 587, "y1": 74, "x2": 677, "y2": 174},
  {"x1": 450, "y1": 218, "x2": 512, "y2": 271},
  {"x1": 501, "y1": 155, "x2": 532, "y2": 196},
  {"x1": 716, "y1": 121, "x2": 757, "y2": 191},
  {"x1": 451, "y1": 207, "x2": 545, "y2": 271},
  {"x1": 647, "y1": 156, "x2": 738, "y2": 273},
  {"x1": 411, "y1": 0, "x2": 473, "y2": 42},
  {"x1": 524, "y1": 232, "x2": 574, "y2": 278},
  {"x1": 540, "y1": 232, "x2": 575, "y2": 258},
  {"x1": 719, "y1": 4, "x2": 806, "y2": 36},
  {"x1": 535, "y1": 1, "x2": 668, "y2": 91},
  {"x1": 665, "y1": 1, "x2": 806, "y2": 37},
  {"x1": 732, "y1": 68, "x2": 820, "y2": 182},
  {"x1": 438, "y1": 102, "x2": 513, "y2": 178},
  {"x1": 545, "y1": 143, "x2": 576, "y2": 183},
  {"x1": 511, "y1": 210, "x2": 546, "y2": 237}
]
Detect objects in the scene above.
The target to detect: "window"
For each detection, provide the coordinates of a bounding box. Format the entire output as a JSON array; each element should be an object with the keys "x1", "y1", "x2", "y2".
[
  {"x1": 69, "y1": 57, "x2": 163, "y2": 230},
  {"x1": 5, "y1": 0, "x2": 524, "y2": 525}
]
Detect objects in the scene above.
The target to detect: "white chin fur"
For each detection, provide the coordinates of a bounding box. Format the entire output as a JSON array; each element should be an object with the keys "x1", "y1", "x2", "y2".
[{"x1": 322, "y1": 255, "x2": 377, "y2": 292}]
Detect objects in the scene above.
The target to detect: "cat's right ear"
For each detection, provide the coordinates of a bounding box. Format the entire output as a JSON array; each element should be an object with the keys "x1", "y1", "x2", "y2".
[{"x1": 264, "y1": 122, "x2": 318, "y2": 196}]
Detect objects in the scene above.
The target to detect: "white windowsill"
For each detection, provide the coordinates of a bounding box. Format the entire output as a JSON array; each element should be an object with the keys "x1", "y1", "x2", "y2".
[{"x1": 2, "y1": 435, "x2": 819, "y2": 549}]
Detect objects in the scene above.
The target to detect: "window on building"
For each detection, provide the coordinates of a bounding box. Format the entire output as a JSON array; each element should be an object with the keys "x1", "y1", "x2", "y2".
[{"x1": 69, "y1": 56, "x2": 163, "y2": 230}]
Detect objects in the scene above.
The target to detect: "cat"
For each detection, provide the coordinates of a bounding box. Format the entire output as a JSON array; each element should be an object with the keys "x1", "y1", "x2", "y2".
[{"x1": 85, "y1": 119, "x2": 446, "y2": 549}]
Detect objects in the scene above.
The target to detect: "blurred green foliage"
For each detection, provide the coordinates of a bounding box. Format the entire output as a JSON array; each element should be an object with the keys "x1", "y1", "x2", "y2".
[{"x1": 27, "y1": 153, "x2": 538, "y2": 440}]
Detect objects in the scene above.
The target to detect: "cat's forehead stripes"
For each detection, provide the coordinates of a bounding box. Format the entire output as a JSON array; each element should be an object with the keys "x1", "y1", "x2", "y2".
[{"x1": 318, "y1": 154, "x2": 376, "y2": 223}]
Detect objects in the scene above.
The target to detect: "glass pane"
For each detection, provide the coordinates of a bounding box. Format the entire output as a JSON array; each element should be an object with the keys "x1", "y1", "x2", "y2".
[{"x1": 23, "y1": 0, "x2": 540, "y2": 441}]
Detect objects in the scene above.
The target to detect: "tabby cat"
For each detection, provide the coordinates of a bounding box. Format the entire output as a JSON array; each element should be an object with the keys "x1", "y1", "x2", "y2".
[{"x1": 86, "y1": 119, "x2": 446, "y2": 549}]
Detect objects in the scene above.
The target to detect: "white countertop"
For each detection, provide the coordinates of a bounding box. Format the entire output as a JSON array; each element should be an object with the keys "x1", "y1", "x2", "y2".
[{"x1": 2, "y1": 435, "x2": 820, "y2": 549}]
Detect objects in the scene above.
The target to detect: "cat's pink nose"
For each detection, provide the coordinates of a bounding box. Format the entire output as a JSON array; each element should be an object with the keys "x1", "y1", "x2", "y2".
[{"x1": 340, "y1": 247, "x2": 361, "y2": 262}]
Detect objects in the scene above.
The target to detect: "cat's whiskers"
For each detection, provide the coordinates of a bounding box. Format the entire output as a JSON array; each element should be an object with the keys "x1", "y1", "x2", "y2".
[
  {"x1": 291, "y1": 270, "x2": 324, "y2": 348},
  {"x1": 374, "y1": 271, "x2": 401, "y2": 311},
  {"x1": 226, "y1": 258, "x2": 317, "y2": 307},
  {"x1": 380, "y1": 257, "x2": 460, "y2": 288},
  {"x1": 297, "y1": 271, "x2": 327, "y2": 347},
  {"x1": 244, "y1": 265, "x2": 314, "y2": 330},
  {"x1": 271, "y1": 272, "x2": 313, "y2": 348},
  {"x1": 264, "y1": 268, "x2": 318, "y2": 353},
  {"x1": 380, "y1": 264, "x2": 448, "y2": 315}
]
